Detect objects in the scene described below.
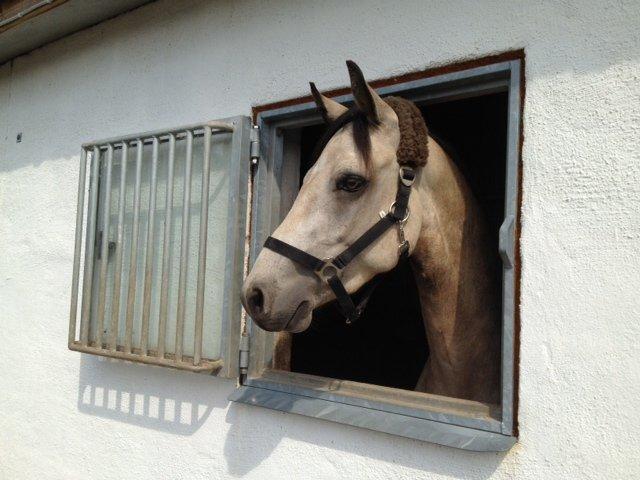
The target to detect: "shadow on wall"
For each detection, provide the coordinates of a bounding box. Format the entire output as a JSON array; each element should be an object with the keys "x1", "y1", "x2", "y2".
[
  {"x1": 77, "y1": 353, "x2": 509, "y2": 476},
  {"x1": 77, "y1": 353, "x2": 229, "y2": 435},
  {"x1": 222, "y1": 403, "x2": 509, "y2": 478}
]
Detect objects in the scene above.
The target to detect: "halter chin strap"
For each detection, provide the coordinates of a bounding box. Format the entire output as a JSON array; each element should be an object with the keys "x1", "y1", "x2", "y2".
[{"x1": 263, "y1": 166, "x2": 415, "y2": 324}]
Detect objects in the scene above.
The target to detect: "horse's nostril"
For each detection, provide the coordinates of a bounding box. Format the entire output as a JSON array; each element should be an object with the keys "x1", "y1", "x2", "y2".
[{"x1": 247, "y1": 287, "x2": 265, "y2": 316}]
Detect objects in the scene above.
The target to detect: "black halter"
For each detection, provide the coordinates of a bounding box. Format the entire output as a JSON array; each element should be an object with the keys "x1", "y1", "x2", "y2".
[{"x1": 263, "y1": 115, "x2": 416, "y2": 325}]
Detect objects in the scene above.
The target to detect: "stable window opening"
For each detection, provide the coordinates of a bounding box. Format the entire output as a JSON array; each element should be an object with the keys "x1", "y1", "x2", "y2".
[
  {"x1": 232, "y1": 57, "x2": 522, "y2": 452},
  {"x1": 289, "y1": 92, "x2": 507, "y2": 390}
]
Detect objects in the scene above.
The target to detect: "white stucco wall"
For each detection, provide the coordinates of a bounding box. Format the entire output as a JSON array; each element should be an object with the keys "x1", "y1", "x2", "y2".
[{"x1": 1, "y1": 0, "x2": 639, "y2": 478}]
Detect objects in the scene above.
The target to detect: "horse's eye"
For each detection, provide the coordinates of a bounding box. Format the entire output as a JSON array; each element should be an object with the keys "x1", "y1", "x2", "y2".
[{"x1": 336, "y1": 173, "x2": 367, "y2": 193}]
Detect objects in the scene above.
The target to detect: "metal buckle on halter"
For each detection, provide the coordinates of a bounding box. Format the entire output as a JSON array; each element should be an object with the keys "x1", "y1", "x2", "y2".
[
  {"x1": 399, "y1": 166, "x2": 416, "y2": 186},
  {"x1": 315, "y1": 258, "x2": 341, "y2": 281}
]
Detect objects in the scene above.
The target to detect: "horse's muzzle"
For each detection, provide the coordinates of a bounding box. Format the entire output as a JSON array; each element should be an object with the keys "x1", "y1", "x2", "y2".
[{"x1": 241, "y1": 280, "x2": 313, "y2": 333}]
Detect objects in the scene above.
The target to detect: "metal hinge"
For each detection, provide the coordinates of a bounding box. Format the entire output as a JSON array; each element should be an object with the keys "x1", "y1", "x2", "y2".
[
  {"x1": 498, "y1": 214, "x2": 515, "y2": 268},
  {"x1": 249, "y1": 125, "x2": 260, "y2": 165},
  {"x1": 239, "y1": 334, "x2": 250, "y2": 380}
]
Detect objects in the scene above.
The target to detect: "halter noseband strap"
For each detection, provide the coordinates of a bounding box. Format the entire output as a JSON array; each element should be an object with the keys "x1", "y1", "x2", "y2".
[{"x1": 263, "y1": 165, "x2": 416, "y2": 324}]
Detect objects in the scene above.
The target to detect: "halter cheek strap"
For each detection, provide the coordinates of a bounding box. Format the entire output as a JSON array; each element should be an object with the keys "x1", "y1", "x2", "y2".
[{"x1": 263, "y1": 166, "x2": 415, "y2": 324}]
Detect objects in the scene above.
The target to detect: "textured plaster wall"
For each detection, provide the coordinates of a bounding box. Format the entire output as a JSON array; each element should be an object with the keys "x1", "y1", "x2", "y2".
[{"x1": 1, "y1": 1, "x2": 639, "y2": 479}]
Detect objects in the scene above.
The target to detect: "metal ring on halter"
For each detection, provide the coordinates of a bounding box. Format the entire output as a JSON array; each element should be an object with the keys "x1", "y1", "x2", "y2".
[
  {"x1": 388, "y1": 201, "x2": 410, "y2": 223},
  {"x1": 315, "y1": 259, "x2": 341, "y2": 281}
]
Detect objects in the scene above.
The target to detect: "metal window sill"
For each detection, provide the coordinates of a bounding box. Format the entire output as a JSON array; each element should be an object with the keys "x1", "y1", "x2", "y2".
[{"x1": 229, "y1": 385, "x2": 516, "y2": 452}]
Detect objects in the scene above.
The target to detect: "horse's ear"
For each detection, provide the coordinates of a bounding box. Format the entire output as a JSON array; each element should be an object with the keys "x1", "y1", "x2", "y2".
[
  {"x1": 310, "y1": 82, "x2": 348, "y2": 123},
  {"x1": 346, "y1": 60, "x2": 392, "y2": 124}
]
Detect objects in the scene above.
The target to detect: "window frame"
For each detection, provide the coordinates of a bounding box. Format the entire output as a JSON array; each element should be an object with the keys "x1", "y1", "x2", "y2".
[
  {"x1": 68, "y1": 116, "x2": 251, "y2": 378},
  {"x1": 231, "y1": 59, "x2": 522, "y2": 451}
]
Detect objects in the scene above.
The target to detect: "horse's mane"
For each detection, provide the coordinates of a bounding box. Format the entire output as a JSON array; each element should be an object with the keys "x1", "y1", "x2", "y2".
[{"x1": 384, "y1": 96, "x2": 429, "y2": 168}]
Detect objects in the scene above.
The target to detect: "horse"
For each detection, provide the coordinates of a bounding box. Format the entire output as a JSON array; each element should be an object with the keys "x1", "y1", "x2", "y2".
[{"x1": 242, "y1": 61, "x2": 500, "y2": 403}]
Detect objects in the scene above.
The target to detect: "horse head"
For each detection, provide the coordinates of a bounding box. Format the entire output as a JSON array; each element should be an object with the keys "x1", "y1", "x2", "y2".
[{"x1": 242, "y1": 61, "x2": 429, "y2": 333}]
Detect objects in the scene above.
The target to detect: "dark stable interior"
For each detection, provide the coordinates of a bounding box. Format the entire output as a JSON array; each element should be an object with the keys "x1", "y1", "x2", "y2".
[{"x1": 289, "y1": 92, "x2": 508, "y2": 391}]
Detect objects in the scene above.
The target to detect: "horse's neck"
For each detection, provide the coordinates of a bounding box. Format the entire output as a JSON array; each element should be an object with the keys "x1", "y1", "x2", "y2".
[{"x1": 410, "y1": 137, "x2": 500, "y2": 402}]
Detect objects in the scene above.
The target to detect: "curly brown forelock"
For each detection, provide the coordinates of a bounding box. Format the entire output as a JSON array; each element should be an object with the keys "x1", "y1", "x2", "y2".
[{"x1": 383, "y1": 96, "x2": 429, "y2": 168}]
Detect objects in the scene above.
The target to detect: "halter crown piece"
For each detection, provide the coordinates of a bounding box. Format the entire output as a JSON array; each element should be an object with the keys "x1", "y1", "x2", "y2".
[{"x1": 263, "y1": 117, "x2": 416, "y2": 325}]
